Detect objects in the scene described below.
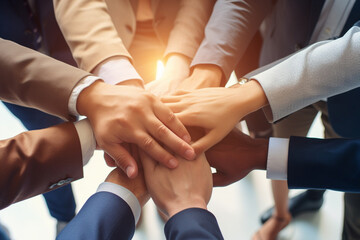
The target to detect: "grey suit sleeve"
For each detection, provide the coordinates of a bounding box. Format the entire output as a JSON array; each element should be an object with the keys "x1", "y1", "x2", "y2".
[
  {"x1": 249, "y1": 26, "x2": 360, "y2": 122},
  {"x1": 190, "y1": 0, "x2": 273, "y2": 80}
]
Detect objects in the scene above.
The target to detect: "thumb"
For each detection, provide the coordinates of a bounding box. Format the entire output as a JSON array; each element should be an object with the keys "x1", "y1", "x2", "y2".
[
  {"x1": 104, "y1": 153, "x2": 117, "y2": 167},
  {"x1": 106, "y1": 143, "x2": 138, "y2": 179},
  {"x1": 192, "y1": 129, "x2": 225, "y2": 154},
  {"x1": 212, "y1": 172, "x2": 229, "y2": 187},
  {"x1": 139, "y1": 150, "x2": 156, "y2": 177}
]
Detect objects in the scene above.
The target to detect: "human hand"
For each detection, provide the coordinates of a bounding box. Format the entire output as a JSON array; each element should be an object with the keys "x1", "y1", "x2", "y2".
[
  {"x1": 105, "y1": 167, "x2": 149, "y2": 207},
  {"x1": 140, "y1": 150, "x2": 212, "y2": 220},
  {"x1": 77, "y1": 80, "x2": 195, "y2": 178},
  {"x1": 162, "y1": 81, "x2": 268, "y2": 153},
  {"x1": 177, "y1": 64, "x2": 223, "y2": 91},
  {"x1": 206, "y1": 128, "x2": 268, "y2": 186},
  {"x1": 146, "y1": 54, "x2": 190, "y2": 97}
]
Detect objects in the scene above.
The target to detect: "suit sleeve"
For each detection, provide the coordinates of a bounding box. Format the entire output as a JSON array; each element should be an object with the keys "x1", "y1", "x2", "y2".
[
  {"x1": 54, "y1": 0, "x2": 131, "y2": 72},
  {"x1": 0, "y1": 123, "x2": 83, "y2": 209},
  {"x1": 0, "y1": 38, "x2": 90, "y2": 121},
  {"x1": 163, "y1": 0, "x2": 215, "y2": 60},
  {"x1": 288, "y1": 136, "x2": 360, "y2": 192},
  {"x1": 190, "y1": 0, "x2": 273, "y2": 80},
  {"x1": 57, "y1": 192, "x2": 135, "y2": 240},
  {"x1": 250, "y1": 25, "x2": 360, "y2": 122},
  {"x1": 164, "y1": 208, "x2": 224, "y2": 240}
]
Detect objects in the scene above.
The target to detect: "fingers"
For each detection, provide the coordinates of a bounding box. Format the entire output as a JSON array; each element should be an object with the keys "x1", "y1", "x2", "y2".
[
  {"x1": 105, "y1": 144, "x2": 138, "y2": 179},
  {"x1": 172, "y1": 90, "x2": 190, "y2": 96},
  {"x1": 160, "y1": 95, "x2": 182, "y2": 103},
  {"x1": 139, "y1": 150, "x2": 157, "y2": 179},
  {"x1": 162, "y1": 103, "x2": 184, "y2": 113},
  {"x1": 139, "y1": 150, "x2": 156, "y2": 170},
  {"x1": 135, "y1": 131, "x2": 180, "y2": 169},
  {"x1": 104, "y1": 153, "x2": 116, "y2": 167},
  {"x1": 152, "y1": 102, "x2": 196, "y2": 161},
  {"x1": 191, "y1": 129, "x2": 225, "y2": 154},
  {"x1": 153, "y1": 101, "x2": 191, "y2": 143},
  {"x1": 212, "y1": 172, "x2": 230, "y2": 187}
]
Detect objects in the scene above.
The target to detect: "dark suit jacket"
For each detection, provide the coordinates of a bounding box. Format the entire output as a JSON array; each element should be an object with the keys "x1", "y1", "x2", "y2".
[
  {"x1": 165, "y1": 208, "x2": 224, "y2": 240},
  {"x1": 58, "y1": 195, "x2": 224, "y2": 240},
  {"x1": 288, "y1": 136, "x2": 360, "y2": 192},
  {"x1": 0, "y1": 0, "x2": 75, "y2": 65},
  {"x1": 57, "y1": 192, "x2": 136, "y2": 240}
]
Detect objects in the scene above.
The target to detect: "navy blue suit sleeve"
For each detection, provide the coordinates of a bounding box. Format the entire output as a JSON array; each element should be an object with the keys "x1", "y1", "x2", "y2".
[
  {"x1": 164, "y1": 208, "x2": 224, "y2": 240},
  {"x1": 57, "y1": 192, "x2": 135, "y2": 240},
  {"x1": 288, "y1": 136, "x2": 360, "y2": 192}
]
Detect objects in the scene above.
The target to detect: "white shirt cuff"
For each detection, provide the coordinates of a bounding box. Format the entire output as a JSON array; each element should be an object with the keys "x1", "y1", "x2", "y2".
[
  {"x1": 73, "y1": 118, "x2": 96, "y2": 166},
  {"x1": 68, "y1": 76, "x2": 102, "y2": 116},
  {"x1": 266, "y1": 137, "x2": 289, "y2": 180},
  {"x1": 97, "y1": 182, "x2": 141, "y2": 225},
  {"x1": 95, "y1": 57, "x2": 143, "y2": 85}
]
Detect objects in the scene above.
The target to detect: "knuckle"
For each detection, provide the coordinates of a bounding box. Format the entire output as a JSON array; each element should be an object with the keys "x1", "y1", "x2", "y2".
[
  {"x1": 145, "y1": 92, "x2": 156, "y2": 102},
  {"x1": 167, "y1": 111, "x2": 176, "y2": 123},
  {"x1": 127, "y1": 102, "x2": 142, "y2": 113},
  {"x1": 141, "y1": 137, "x2": 155, "y2": 150},
  {"x1": 155, "y1": 124, "x2": 169, "y2": 138},
  {"x1": 116, "y1": 116, "x2": 130, "y2": 127},
  {"x1": 114, "y1": 154, "x2": 129, "y2": 168}
]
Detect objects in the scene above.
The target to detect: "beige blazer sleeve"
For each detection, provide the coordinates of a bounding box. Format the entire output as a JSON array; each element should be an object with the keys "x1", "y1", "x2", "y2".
[
  {"x1": 163, "y1": 0, "x2": 215, "y2": 60},
  {"x1": 0, "y1": 39, "x2": 90, "y2": 121},
  {"x1": 54, "y1": 0, "x2": 132, "y2": 72},
  {"x1": 0, "y1": 122, "x2": 83, "y2": 210}
]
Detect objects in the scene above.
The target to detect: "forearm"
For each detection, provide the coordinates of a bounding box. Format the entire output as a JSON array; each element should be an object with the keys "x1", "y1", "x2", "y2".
[
  {"x1": 0, "y1": 123, "x2": 83, "y2": 209},
  {"x1": 191, "y1": 0, "x2": 273, "y2": 80},
  {"x1": 0, "y1": 38, "x2": 89, "y2": 121},
  {"x1": 249, "y1": 26, "x2": 360, "y2": 122},
  {"x1": 231, "y1": 80, "x2": 269, "y2": 120},
  {"x1": 54, "y1": 0, "x2": 130, "y2": 72},
  {"x1": 164, "y1": 0, "x2": 215, "y2": 60}
]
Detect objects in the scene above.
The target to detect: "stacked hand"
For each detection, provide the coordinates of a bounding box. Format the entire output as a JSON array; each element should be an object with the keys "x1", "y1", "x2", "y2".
[
  {"x1": 140, "y1": 150, "x2": 212, "y2": 219},
  {"x1": 146, "y1": 54, "x2": 191, "y2": 97},
  {"x1": 77, "y1": 79, "x2": 195, "y2": 178},
  {"x1": 105, "y1": 167, "x2": 149, "y2": 207},
  {"x1": 162, "y1": 81, "x2": 269, "y2": 153},
  {"x1": 206, "y1": 128, "x2": 268, "y2": 186}
]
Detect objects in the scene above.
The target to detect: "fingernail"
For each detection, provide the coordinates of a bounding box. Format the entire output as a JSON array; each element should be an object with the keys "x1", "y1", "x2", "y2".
[
  {"x1": 168, "y1": 159, "x2": 178, "y2": 168},
  {"x1": 184, "y1": 149, "x2": 195, "y2": 160},
  {"x1": 182, "y1": 135, "x2": 191, "y2": 143},
  {"x1": 126, "y1": 166, "x2": 135, "y2": 177}
]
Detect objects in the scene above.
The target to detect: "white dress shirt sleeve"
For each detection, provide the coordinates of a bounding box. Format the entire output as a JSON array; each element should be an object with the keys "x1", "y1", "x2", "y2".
[
  {"x1": 68, "y1": 57, "x2": 143, "y2": 117},
  {"x1": 266, "y1": 137, "x2": 290, "y2": 180},
  {"x1": 73, "y1": 118, "x2": 96, "y2": 166},
  {"x1": 68, "y1": 76, "x2": 102, "y2": 116},
  {"x1": 94, "y1": 56, "x2": 143, "y2": 85},
  {"x1": 97, "y1": 182, "x2": 141, "y2": 225}
]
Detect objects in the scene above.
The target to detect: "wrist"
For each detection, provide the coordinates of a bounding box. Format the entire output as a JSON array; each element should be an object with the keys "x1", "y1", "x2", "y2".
[
  {"x1": 77, "y1": 80, "x2": 105, "y2": 116},
  {"x1": 117, "y1": 79, "x2": 144, "y2": 89},
  {"x1": 190, "y1": 65, "x2": 223, "y2": 87},
  {"x1": 166, "y1": 198, "x2": 207, "y2": 219},
  {"x1": 253, "y1": 138, "x2": 269, "y2": 170},
  {"x1": 233, "y1": 80, "x2": 269, "y2": 117},
  {"x1": 162, "y1": 54, "x2": 191, "y2": 79}
]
